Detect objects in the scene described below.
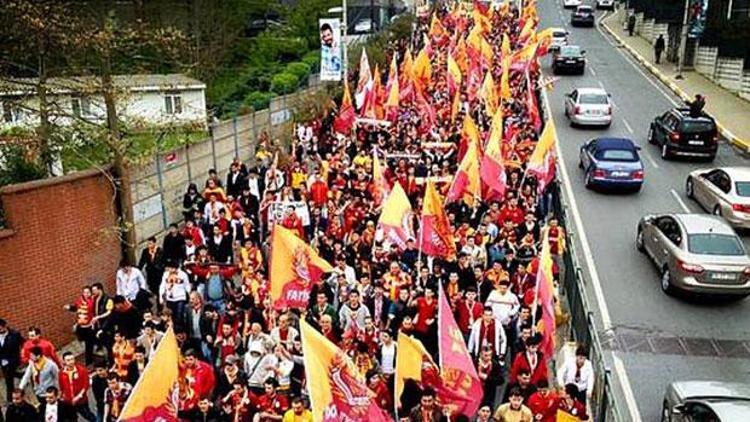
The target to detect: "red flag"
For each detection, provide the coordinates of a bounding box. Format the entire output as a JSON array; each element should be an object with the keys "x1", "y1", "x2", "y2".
[
  {"x1": 333, "y1": 80, "x2": 356, "y2": 134},
  {"x1": 534, "y1": 230, "x2": 557, "y2": 359},
  {"x1": 526, "y1": 70, "x2": 542, "y2": 132},
  {"x1": 480, "y1": 108, "x2": 507, "y2": 201},
  {"x1": 438, "y1": 284, "x2": 483, "y2": 417},
  {"x1": 447, "y1": 139, "x2": 481, "y2": 207}
]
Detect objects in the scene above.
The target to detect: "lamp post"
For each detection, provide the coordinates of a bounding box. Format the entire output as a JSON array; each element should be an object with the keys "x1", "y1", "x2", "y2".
[
  {"x1": 328, "y1": 3, "x2": 348, "y2": 80},
  {"x1": 676, "y1": 0, "x2": 690, "y2": 79}
]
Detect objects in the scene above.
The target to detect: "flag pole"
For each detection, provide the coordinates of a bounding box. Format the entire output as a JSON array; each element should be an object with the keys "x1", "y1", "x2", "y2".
[{"x1": 416, "y1": 172, "x2": 430, "y2": 269}]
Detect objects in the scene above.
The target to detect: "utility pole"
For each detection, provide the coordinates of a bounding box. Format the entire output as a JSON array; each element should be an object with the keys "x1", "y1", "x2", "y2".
[
  {"x1": 343, "y1": 0, "x2": 348, "y2": 80},
  {"x1": 676, "y1": 0, "x2": 689, "y2": 79}
]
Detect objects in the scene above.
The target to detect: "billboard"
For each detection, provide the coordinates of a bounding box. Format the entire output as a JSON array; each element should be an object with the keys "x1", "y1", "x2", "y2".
[
  {"x1": 687, "y1": 0, "x2": 708, "y2": 39},
  {"x1": 319, "y1": 18, "x2": 342, "y2": 81}
]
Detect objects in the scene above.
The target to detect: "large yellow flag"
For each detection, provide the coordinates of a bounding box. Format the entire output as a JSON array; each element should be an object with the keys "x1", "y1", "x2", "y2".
[
  {"x1": 401, "y1": 47, "x2": 415, "y2": 84},
  {"x1": 501, "y1": 33, "x2": 511, "y2": 58},
  {"x1": 480, "y1": 71, "x2": 498, "y2": 116},
  {"x1": 419, "y1": 180, "x2": 457, "y2": 260},
  {"x1": 385, "y1": 57, "x2": 399, "y2": 110},
  {"x1": 500, "y1": 57, "x2": 511, "y2": 101},
  {"x1": 454, "y1": 37, "x2": 468, "y2": 72},
  {"x1": 119, "y1": 327, "x2": 179, "y2": 421},
  {"x1": 395, "y1": 332, "x2": 436, "y2": 408},
  {"x1": 447, "y1": 139, "x2": 482, "y2": 207},
  {"x1": 451, "y1": 90, "x2": 461, "y2": 123},
  {"x1": 300, "y1": 320, "x2": 391, "y2": 422},
  {"x1": 270, "y1": 226, "x2": 333, "y2": 309},
  {"x1": 461, "y1": 114, "x2": 481, "y2": 148},
  {"x1": 529, "y1": 118, "x2": 558, "y2": 170},
  {"x1": 413, "y1": 45, "x2": 432, "y2": 90},
  {"x1": 556, "y1": 409, "x2": 581, "y2": 422},
  {"x1": 429, "y1": 14, "x2": 447, "y2": 38},
  {"x1": 377, "y1": 182, "x2": 414, "y2": 250},
  {"x1": 447, "y1": 53, "x2": 462, "y2": 94}
]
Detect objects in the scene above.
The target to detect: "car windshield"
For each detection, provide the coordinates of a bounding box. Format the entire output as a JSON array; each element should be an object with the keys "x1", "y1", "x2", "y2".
[
  {"x1": 735, "y1": 182, "x2": 750, "y2": 197},
  {"x1": 577, "y1": 7, "x2": 592, "y2": 13},
  {"x1": 560, "y1": 46, "x2": 581, "y2": 56},
  {"x1": 579, "y1": 93, "x2": 608, "y2": 104},
  {"x1": 681, "y1": 120, "x2": 714, "y2": 133},
  {"x1": 688, "y1": 233, "x2": 745, "y2": 256},
  {"x1": 596, "y1": 149, "x2": 637, "y2": 161},
  {"x1": 553, "y1": 31, "x2": 567, "y2": 38}
]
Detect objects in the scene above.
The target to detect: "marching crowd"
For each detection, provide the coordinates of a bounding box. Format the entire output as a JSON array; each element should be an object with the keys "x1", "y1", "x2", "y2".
[{"x1": 0, "y1": 2, "x2": 597, "y2": 422}]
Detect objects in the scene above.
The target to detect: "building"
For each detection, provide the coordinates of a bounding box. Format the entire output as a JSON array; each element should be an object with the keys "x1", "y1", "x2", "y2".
[{"x1": 0, "y1": 74, "x2": 207, "y2": 130}]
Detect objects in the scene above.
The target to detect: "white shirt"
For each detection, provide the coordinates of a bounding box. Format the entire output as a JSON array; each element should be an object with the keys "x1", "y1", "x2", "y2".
[
  {"x1": 485, "y1": 290, "x2": 520, "y2": 326},
  {"x1": 247, "y1": 177, "x2": 260, "y2": 199},
  {"x1": 557, "y1": 358, "x2": 595, "y2": 395},
  {"x1": 45, "y1": 401, "x2": 58, "y2": 422},
  {"x1": 380, "y1": 342, "x2": 396, "y2": 374},
  {"x1": 116, "y1": 268, "x2": 147, "y2": 301},
  {"x1": 159, "y1": 270, "x2": 191, "y2": 303},
  {"x1": 204, "y1": 201, "x2": 226, "y2": 224}
]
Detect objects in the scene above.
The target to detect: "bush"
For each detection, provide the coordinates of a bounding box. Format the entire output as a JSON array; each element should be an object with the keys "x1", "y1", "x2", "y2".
[
  {"x1": 302, "y1": 50, "x2": 321, "y2": 72},
  {"x1": 244, "y1": 90, "x2": 275, "y2": 110},
  {"x1": 0, "y1": 144, "x2": 47, "y2": 188},
  {"x1": 285, "y1": 61, "x2": 311, "y2": 80},
  {"x1": 270, "y1": 72, "x2": 300, "y2": 94}
]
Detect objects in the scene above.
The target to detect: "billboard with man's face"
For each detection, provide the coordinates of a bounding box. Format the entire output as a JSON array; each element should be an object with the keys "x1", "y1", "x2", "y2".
[{"x1": 319, "y1": 18, "x2": 342, "y2": 81}]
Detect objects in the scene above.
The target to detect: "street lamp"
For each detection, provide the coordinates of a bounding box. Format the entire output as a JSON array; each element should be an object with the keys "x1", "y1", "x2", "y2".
[{"x1": 676, "y1": 0, "x2": 690, "y2": 80}]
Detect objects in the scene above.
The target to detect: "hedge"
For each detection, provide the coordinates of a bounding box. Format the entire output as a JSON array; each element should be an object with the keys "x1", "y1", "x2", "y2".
[
  {"x1": 270, "y1": 72, "x2": 300, "y2": 94},
  {"x1": 285, "y1": 62, "x2": 311, "y2": 80},
  {"x1": 244, "y1": 90, "x2": 275, "y2": 110}
]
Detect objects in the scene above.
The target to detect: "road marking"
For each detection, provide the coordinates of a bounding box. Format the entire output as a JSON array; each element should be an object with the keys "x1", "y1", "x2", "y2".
[
  {"x1": 671, "y1": 188, "x2": 692, "y2": 213},
  {"x1": 643, "y1": 151, "x2": 660, "y2": 169},
  {"x1": 622, "y1": 117, "x2": 634, "y2": 134},
  {"x1": 589, "y1": 66, "x2": 597, "y2": 76},
  {"x1": 613, "y1": 354, "x2": 644, "y2": 422},
  {"x1": 543, "y1": 72, "x2": 644, "y2": 422},
  {"x1": 596, "y1": 15, "x2": 681, "y2": 107}
]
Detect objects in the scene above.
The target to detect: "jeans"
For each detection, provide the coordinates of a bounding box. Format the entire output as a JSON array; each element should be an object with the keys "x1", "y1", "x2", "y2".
[
  {"x1": 73, "y1": 402, "x2": 97, "y2": 422},
  {"x1": 167, "y1": 300, "x2": 188, "y2": 327}
]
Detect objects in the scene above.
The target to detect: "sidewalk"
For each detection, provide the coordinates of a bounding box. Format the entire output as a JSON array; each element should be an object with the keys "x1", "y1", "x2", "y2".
[{"x1": 600, "y1": 9, "x2": 750, "y2": 153}]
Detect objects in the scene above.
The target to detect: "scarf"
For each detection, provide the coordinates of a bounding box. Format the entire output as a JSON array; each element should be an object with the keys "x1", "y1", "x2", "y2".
[{"x1": 32, "y1": 356, "x2": 47, "y2": 385}]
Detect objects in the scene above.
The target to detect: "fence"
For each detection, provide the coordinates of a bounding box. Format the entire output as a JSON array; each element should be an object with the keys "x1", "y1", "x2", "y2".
[{"x1": 130, "y1": 74, "x2": 324, "y2": 247}]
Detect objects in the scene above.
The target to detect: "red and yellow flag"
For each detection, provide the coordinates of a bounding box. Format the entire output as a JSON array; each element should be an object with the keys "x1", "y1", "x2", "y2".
[
  {"x1": 454, "y1": 37, "x2": 469, "y2": 73},
  {"x1": 119, "y1": 327, "x2": 179, "y2": 421},
  {"x1": 480, "y1": 71, "x2": 498, "y2": 116},
  {"x1": 535, "y1": 229, "x2": 557, "y2": 369},
  {"x1": 447, "y1": 52, "x2": 463, "y2": 95},
  {"x1": 480, "y1": 108, "x2": 507, "y2": 202},
  {"x1": 270, "y1": 225, "x2": 333, "y2": 309},
  {"x1": 361, "y1": 64, "x2": 383, "y2": 120},
  {"x1": 451, "y1": 89, "x2": 461, "y2": 123},
  {"x1": 395, "y1": 332, "x2": 438, "y2": 409},
  {"x1": 447, "y1": 138, "x2": 481, "y2": 207},
  {"x1": 300, "y1": 320, "x2": 391, "y2": 422},
  {"x1": 527, "y1": 119, "x2": 558, "y2": 194},
  {"x1": 376, "y1": 182, "x2": 414, "y2": 250},
  {"x1": 384, "y1": 56, "x2": 400, "y2": 121},
  {"x1": 429, "y1": 14, "x2": 447, "y2": 39},
  {"x1": 459, "y1": 114, "x2": 481, "y2": 161},
  {"x1": 413, "y1": 45, "x2": 432, "y2": 93},
  {"x1": 500, "y1": 57, "x2": 511, "y2": 102},
  {"x1": 372, "y1": 150, "x2": 391, "y2": 207},
  {"x1": 400, "y1": 47, "x2": 415, "y2": 103},
  {"x1": 333, "y1": 80, "x2": 356, "y2": 134},
  {"x1": 501, "y1": 33, "x2": 512, "y2": 59},
  {"x1": 354, "y1": 47, "x2": 373, "y2": 110},
  {"x1": 419, "y1": 180, "x2": 456, "y2": 261}
]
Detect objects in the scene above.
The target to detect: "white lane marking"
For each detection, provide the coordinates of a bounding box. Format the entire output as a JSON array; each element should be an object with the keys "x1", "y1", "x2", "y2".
[
  {"x1": 597, "y1": 80, "x2": 605, "y2": 90},
  {"x1": 671, "y1": 188, "x2": 692, "y2": 213},
  {"x1": 613, "y1": 354, "x2": 644, "y2": 422},
  {"x1": 596, "y1": 16, "x2": 680, "y2": 107},
  {"x1": 543, "y1": 84, "x2": 644, "y2": 422},
  {"x1": 622, "y1": 117, "x2": 634, "y2": 134},
  {"x1": 643, "y1": 151, "x2": 660, "y2": 169},
  {"x1": 589, "y1": 66, "x2": 597, "y2": 77}
]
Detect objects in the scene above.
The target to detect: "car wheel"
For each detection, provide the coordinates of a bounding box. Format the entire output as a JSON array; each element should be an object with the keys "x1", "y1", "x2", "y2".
[
  {"x1": 636, "y1": 228, "x2": 645, "y2": 252},
  {"x1": 661, "y1": 401, "x2": 671, "y2": 422},
  {"x1": 713, "y1": 205, "x2": 721, "y2": 217},
  {"x1": 603, "y1": 121, "x2": 612, "y2": 128},
  {"x1": 661, "y1": 144, "x2": 671, "y2": 160},
  {"x1": 707, "y1": 154, "x2": 716, "y2": 162},
  {"x1": 647, "y1": 127, "x2": 655, "y2": 144},
  {"x1": 686, "y1": 177, "x2": 694, "y2": 198},
  {"x1": 661, "y1": 267, "x2": 675, "y2": 295},
  {"x1": 565, "y1": 107, "x2": 569, "y2": 118},
  {"x1": 585, "y1": 171, "x2": 594, "y2": 189},
  {"x1": 579, "y1": 67, "x2": 585, "y2": 75},
  {"x1": 578, "y1": 157, "x2": 584, "y2": 169}
]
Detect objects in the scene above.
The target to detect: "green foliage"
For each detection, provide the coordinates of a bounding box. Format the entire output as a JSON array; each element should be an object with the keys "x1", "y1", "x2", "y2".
[
  {"x1": 302, "y1": 50, "x2": 321, "y2": 72},
  {"x1": 270, "y1": 72, "x2": 300, "y2": 94},
  {"x1": 283, "y1": 0, "x2": 340, "y2": 46},
  {"x1": 244, "y1": 90, "x2": 275, "y2": 110},
  {"x1": 347, "y1": 14, "x2": 416, "y2": 74},
  {"x1": 0, "y1": 144, "x2": 47, "y2": 187},
  {"x1": 285, "y1": 62, "x2": 311, "y2": 80}
]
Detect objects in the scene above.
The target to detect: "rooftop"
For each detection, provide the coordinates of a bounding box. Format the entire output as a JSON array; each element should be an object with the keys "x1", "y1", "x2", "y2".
[{"x1": 0, "y1": 74, "x2": 206, "y2": 96}]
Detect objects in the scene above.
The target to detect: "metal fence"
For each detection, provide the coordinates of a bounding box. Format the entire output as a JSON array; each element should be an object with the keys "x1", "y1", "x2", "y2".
[{"x1": 551, "y1": 181, "x2": 623, "y2": 422}]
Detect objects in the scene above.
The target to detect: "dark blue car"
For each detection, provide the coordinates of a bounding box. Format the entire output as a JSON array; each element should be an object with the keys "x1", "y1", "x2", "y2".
[{"x1": 579, "y1": 137, "x2": 644, "y2": 192}]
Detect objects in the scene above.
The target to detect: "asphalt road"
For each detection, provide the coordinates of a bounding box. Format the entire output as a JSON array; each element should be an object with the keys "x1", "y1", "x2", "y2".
[{"x1": 537, "y1": 2, "x2": 750, "y2": 421}]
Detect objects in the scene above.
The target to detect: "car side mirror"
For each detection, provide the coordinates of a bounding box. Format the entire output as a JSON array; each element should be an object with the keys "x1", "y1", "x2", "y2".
[
  {"x1": 635, "y1": 146, "x2": 642, "y2": 151},
  {"x1": 581, "y1": 50, "x2": 587, "y2": 55},
  {"x1": 672, "y1": 404, "x2": 685, "y2": 415}
]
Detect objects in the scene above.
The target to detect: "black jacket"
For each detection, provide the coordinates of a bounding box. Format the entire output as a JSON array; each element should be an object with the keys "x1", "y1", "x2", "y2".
[
  {"x1": 226, "y1": 171, "x2": 247, "y2": 198},
  {"x1": 162, "y1": 232, "x2": 187, "y2": 264},
  {"x1": 36, "y1": 401, "x2": 76, "y2": 422},
  {"x1": 0, "y1": 328, "x2": 24, "y2": 370},
  {"x1": 177, "y1": 407, "x2": 224, "y2": 422},
  {"x1": 4, "y1": 402, "x2": 38, "y2": 422},
  {"x1": 207, "y1": 235, "x2": 233, "y2": 264}
]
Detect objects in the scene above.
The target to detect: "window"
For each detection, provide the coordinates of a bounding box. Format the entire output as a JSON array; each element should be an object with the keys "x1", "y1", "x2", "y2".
[
  {"x1": 71, "y1": 97, "x2": 91, "y2": 117},
  {"x1": 657, "y1": 217, "x2": 681, "y2": 245},
  {"x1": 597, "y1": 149, "x2": 637, "y2": 161},
  {"x1": 735, "y1": 182, "x2": 750, "y2": 197},
  {"x1": 707, "y1": 171, "x2": 731, "y2": 194},
  {"x1": 164, "y1": 94, "x2": 183, "y2": 115},
  {"x1": 579, "y1": 94, "x2": 608, "y2": 104},
  {"x1": 688, "y1": 233, "x2": 745, "y2": 256},
  {"x1": 2, "y1": 101, "x2": 22, "y2": 123}
]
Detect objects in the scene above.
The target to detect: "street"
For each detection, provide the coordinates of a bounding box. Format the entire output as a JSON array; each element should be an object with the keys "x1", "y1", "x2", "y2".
[{"x1": 537, "y1": 1, "x2": 750, "y2": 421}]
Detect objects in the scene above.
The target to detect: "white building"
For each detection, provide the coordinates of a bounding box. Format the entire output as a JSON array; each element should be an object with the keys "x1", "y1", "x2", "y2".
[{"x1": 0, "y1": 74, "x2": 207, "y2": 129}]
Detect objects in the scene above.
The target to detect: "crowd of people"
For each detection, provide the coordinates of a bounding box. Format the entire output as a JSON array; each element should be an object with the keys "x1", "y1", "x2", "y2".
[{"x1": 0, "y1": 1, "x2": 598, "y2": 421}]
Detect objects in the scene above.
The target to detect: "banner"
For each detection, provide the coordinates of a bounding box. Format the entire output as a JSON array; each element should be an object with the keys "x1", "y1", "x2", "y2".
[
  {"x1": 687, "y1": 0, "x2": 708, "y2": 38},
  {"x1": 319, "y1": 19, "x2": 342, "y2": 81},
  {"x1": 268, "y1": 201, "x2": 311, "y2": 226}
]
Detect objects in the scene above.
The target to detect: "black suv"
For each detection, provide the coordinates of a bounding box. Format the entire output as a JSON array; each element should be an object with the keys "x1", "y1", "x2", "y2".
[
  {"x1": 648, "y1": 108, "x2": 718, "y2": 161},
  {"x1": 552, "y1": 45, "x2": 586, "y2": 75},
  {"x1": 571, "y1": 5, "x2": 595, "y2": 27}
]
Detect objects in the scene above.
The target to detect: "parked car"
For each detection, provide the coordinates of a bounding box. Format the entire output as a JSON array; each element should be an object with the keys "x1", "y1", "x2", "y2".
[
  {"x1": 579, "y1": 137, "x2": 643, "y2": 191},
  {"x1": 354, "y1": 19, "x2": 374, "y2": 33},
  {"x1": 596, "y1": 0, "x2": 615, "y2": 9},
  {"x1": 686, "y1": 167, "x2": 750, "y2": 228},
  {"x1": 564, "y1": 87, "x2": 611, "y2": 127},
  {"x1": 552, "y1": 45, "x2": 586, "y2": 75},
  {"x1": 648, "y1": 108, "x2": 719, "y2": 161},
  {"x1": 662, "y1": 381, "x2": 750, "y2": 421},
  {"x1": 563, "y1": 0, "x2": 582, "y2": 9},
  {"x1": 549, "y1": 27, "x2": 569, "y2": 52},
  {"x1": 571, "y1": 5, "x2": 595, "y2": 27},
  {"x1": 636, "y1": 213, "x2": 750, "y2": 297}
]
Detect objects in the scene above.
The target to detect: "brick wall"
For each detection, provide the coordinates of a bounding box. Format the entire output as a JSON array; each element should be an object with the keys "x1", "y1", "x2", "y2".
[{"x1": 0, "y1": 168, "x2": 121, "y2": 346}]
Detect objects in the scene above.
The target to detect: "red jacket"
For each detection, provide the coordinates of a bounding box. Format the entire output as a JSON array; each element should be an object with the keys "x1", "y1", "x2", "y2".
[
  {"x1": 180, "y1": 360, "x2": 216, "y2": 403},
  {"x1": 455, "y1": 300, "x2": 483, "y2": 334},
  {"x1": 59, "y1": 364, "x2": 90, "y2": 404},
  {"x1": 509, "y1": 351, "x2": 548, "y2": 386},
  {"x1": 21, "y1": 338, "x2": 60, "y2": 366},
  {"x1": 527, "y1": 391, "x2": 559, "y2": 422},
  {"x1": 310, "y1": 180, "x2": 329, "y2": 206}
]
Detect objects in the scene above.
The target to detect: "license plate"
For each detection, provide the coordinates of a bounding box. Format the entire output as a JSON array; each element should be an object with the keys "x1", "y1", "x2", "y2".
[
  {"x1": 587, "y1": 110, "x2": 602, "y2": 115},
  {"x1": 566, "y1": 59, "x2": 576, "y2": 63},
  {"x1": 688, "y1": 140, "x2": 703, "y2": 145},
  {"x1": 711, "y1": 273, "x2": 737, "y2": 280},
  {"x1": 610, "y1": 171, "x2": 628, "y2": 177}
]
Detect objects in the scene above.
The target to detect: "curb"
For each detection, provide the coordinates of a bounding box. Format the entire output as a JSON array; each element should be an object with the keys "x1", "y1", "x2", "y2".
[{"x1": 599, "y1": 15, "x2": 750, "y2": 153}]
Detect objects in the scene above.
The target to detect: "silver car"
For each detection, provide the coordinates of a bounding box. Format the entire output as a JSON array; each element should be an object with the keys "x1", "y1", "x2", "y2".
[
  {"x1": 662, "y1": 381, "x2": 750, "y2": 421},
  {"x1": 686, "y1": 167, "x2": 750, "y2": 229},
  {"x1": 564, "y1": 87, "x2": 612, "y2": 127},
  {"x1": 636, "y1": 213, "x2": 750, "y2": 297},
  {"x1": 550, "y1": 27, "x2": 568, "y2": 52}
]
